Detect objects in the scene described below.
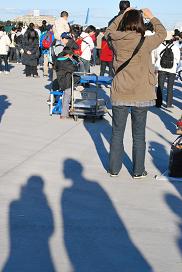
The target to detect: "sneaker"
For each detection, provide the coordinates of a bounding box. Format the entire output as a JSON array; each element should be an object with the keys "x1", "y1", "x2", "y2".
[
  {"x1": 4, "y1": 71, "x2": 9, "y2": 75},
  {"x1": 110, "y1": 173, "x2": 119, "y2": 177},
  {"x1": 133, "y1": 171, "x2": 148, "y2": 179},
  {"x1": 108, "y1": 171, "x2": 119, "y2": 177},
  {"x1": 0, "y1": 71, "x2": 2, "y2": 74},
  {"x1": 46, "y1": 99, "x2": 51, "y2": 105}
]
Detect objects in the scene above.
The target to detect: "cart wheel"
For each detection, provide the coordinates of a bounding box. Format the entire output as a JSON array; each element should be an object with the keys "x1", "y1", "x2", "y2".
[{"x1": 74, "y1": 115, "x2": 78, "y2": 121}]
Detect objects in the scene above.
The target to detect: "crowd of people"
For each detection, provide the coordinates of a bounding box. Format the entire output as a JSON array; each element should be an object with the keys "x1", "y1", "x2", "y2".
[{"x1": 0, "y1": 0, "x2": 181, "y2": 178}]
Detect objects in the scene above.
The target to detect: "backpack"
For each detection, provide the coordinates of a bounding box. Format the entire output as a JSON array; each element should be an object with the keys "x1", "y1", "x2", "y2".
[
  {"x1": 42, "y1": 32, "x2": 53, "y2": 50},
  {"x1": 168, "y1": 136, "x2": 182, "y2": 178},
  {"x1": 49, "y1": 41, "x2": 65, "y2": 64},
  {"x1": 74, "y1": 37, "x2": 88, "y2": 56},
  {"x1": 160, "y1": 43, "x2": 174, "y2": 69}
]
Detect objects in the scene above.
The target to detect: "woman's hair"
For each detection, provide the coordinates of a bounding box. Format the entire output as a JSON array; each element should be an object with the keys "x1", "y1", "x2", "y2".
[
  {"x1": 118, "y1": 9, "x2": 145, "y2": 36},
  {"x1": 27, "y1": 29, "x2": 39, "y2": 42},
  {"x1": 85, "y1": 25, "x2": 96, "y2": 34},
  {"x1": 28, "y1": 23, "x2": 35, "y2": 30}
]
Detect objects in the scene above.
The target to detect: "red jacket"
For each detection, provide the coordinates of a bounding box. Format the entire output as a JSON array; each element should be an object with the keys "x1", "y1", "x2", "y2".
[
  {"x1": 90, "y1": 33, "x2": 96, "y2": 44},
  {"x1": 100, "y1": 39, "x2": 113, "y2": 62}
]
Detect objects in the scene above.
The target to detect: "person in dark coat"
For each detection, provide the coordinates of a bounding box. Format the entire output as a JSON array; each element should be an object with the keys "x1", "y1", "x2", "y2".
[
  {"x1": 22, "y1": 26, "x2": 40, "y2": 77},
  {"x1": 39, "y1": 20, "x2": 48, "y2": 33},
  {"x1": 108, "y1": 0, "x2": 130, "y2": 26},
  {"x1": 55, "y1": 47, "x2": 79, "y2": 118},
  {"x1": 14, "y1": 27, "x2": 23, "y2": 63}
]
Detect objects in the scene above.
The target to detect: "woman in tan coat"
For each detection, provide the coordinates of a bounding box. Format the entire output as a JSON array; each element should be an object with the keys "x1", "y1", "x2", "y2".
[{"x1": 106, "y1": 8, "x2": 167, "y2": 178}]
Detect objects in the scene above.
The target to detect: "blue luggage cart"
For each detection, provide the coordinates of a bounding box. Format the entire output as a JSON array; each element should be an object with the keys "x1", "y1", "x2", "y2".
[{"x1": 70, "y1": 72, "x2": 112, "y2": 121}]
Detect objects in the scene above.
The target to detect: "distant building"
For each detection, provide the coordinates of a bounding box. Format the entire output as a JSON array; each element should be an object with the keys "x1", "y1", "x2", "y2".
[
  {"x1": 33, "y1": 10, "x2": 40, "y2": 17},
  {"x1": 13, "y1": 10, "x2": 55, "y2": 26}
]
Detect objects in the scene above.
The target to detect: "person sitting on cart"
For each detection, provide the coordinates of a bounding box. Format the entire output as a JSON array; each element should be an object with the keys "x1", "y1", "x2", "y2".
[{"x1": 55, "y1": 46, "x2": 79, "y2": 119}]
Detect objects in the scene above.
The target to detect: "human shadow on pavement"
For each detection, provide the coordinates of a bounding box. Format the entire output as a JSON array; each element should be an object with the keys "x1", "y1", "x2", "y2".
[
  {"x1": 83, "y1": 118, "x2": 133, "y2": 173},
  {"x1": 61, "y1": 158, "x2": 153, "y2": 272},
  {"x1": 147, "y1": 141, "x2": 182, "y2": 257},
  {"x1": 3, "y1": 176, "x2": 55, "y2": 272},
  {"x1": 163, "y1": 146, "x2": 182, "y2": 256},
  {"x1": 158, "y1": 81, "x2": 182, "y2": 110},
  {"x1": 98, "y1": 86, "x2": 112, "y2": 110},
  {"x1": 0, "y1": 95, "x2": 11, "y2": 124},
  {"x1": 148, "y1": 141, "x2": 170, "y2": 174},
  {"x1": 149, "y1": 107, "x2": 177, "y2": 134},
  {"x1": 173, "y1": 86, "x2": 182, "y2": 109},
  {"x1": 165, "y1": 190, "x2": 182, "y2": 257}
]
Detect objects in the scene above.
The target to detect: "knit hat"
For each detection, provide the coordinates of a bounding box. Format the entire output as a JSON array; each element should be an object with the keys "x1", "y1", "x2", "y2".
[{"x1": 61, "y1": 32, "x2": 72, "y2": 39}]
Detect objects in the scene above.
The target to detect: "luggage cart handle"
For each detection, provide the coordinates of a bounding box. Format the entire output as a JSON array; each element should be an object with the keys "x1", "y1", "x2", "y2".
[{"x1": 72, "y1": 72, "x2": 99, "y2": 84}]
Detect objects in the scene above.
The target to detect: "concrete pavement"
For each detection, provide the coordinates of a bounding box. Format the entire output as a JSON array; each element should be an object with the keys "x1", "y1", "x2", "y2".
[{"x1": 0, "y1": 63, "x2": 182, "y2": 272}]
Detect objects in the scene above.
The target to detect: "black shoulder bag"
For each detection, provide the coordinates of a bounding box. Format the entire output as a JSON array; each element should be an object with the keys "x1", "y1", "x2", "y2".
[{"x1": 115, "y1": 36, "x2": 145, "y2": 76}]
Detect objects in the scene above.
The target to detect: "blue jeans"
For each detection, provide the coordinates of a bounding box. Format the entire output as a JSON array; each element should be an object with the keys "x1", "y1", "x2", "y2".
[{"x1": 109, "y1": 106, "x2": 148, "y2": 175}]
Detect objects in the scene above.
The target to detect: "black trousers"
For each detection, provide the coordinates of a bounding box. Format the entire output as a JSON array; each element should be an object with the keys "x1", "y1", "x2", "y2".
[
  {"x1": 9, "y1": 47, "x2": 17, "y2": 62},
  {"x1": 0, "y1": 55, "x2": 9, "y2": 71},
  {"x1": 157, "y1": 70, "x2": 176, "y2": 107},
  {"x1": 25, "y1": 65, "x2": 38, "y2": 76}
]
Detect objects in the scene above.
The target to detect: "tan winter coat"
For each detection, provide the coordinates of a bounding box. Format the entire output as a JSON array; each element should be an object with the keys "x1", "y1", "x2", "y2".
[
  {"x1": 0, "y1": 31, "x2": 11, "y2": 55},
  {"x1": 53, "y1": 17, "x2": 70, "y2": 40},
  {"x1": 106, "y1": 14, "x2": 167, "y2": 103}
]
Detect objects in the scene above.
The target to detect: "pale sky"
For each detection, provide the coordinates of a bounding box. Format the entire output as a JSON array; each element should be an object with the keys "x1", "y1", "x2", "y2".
[{"x1": 0, "y1": 0, "x2": 182, "y2": 29}]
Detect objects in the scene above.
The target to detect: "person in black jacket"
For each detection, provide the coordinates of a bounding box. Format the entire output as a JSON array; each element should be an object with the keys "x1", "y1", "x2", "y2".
[
  {"x1": 108, "y1": 0, "x2": 130, "y2": 26},
  {"x1": 14, "y1": 27, "x2": 23, "y2": 63},
  {"x1": 22, "y1": 26, "x2": 40, "y2": 77},
  {"x1": 39, "y1": 20, "x2": 48, "y2": 33},
  {"x1": 55, "y1": 47, "x2": 79, "y2": 118}
]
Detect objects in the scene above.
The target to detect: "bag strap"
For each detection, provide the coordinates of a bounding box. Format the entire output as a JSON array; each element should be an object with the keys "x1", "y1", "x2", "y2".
[
  {"x1": 115, "y1": 36, "x2": 145, "y2": 76},
  {"x1": 160, "y1": 42, "x2": 174, "y2": 57},
  {"x1": 173, "y1": 135, "x2": 182, "y2": 146}
]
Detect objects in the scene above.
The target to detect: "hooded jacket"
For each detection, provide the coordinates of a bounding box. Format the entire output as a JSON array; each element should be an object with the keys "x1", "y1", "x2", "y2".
[
  {"x1": 106, "y1": 14, "x2": 167, "y2": 103},
  {"x1": 80, "y1": 32, "x2": 94, "y2": 61},
  {"x1": 55, "y1": 57, "x2": 78, "y2": 90},
  {"x1": 22, "y1": 31, "x2": 39, "y2": 66},
  {"x1": 53, "y1": 17, "x2": 70, "y2": 40},
  {"x1": 0, "y1": 31, "x2": 11, "y2": 55},
  {"x1": 100, "y1": 38, "x2": 113, "y2": 62}
]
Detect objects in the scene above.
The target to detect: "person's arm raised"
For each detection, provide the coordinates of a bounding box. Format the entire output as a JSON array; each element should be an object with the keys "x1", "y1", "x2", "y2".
[{"x1": 142, "y1": 8, "x2": 167, "y2": 51}]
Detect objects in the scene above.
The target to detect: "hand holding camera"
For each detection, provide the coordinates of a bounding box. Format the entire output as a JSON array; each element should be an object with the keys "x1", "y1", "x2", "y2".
[{"x1": 141, "y1": 8, "x2": 154, "y2": 20}]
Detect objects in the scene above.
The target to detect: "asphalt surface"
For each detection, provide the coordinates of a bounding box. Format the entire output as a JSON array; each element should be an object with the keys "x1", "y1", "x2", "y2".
[{"x1": 0, "y1": 63, "x2": 182, "y2": 272}]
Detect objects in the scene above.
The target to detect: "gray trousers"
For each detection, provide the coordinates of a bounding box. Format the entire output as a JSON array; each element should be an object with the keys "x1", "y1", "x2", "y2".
[{"x1": 62, "y1": 88, "x2": 71, "y2": 117}]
